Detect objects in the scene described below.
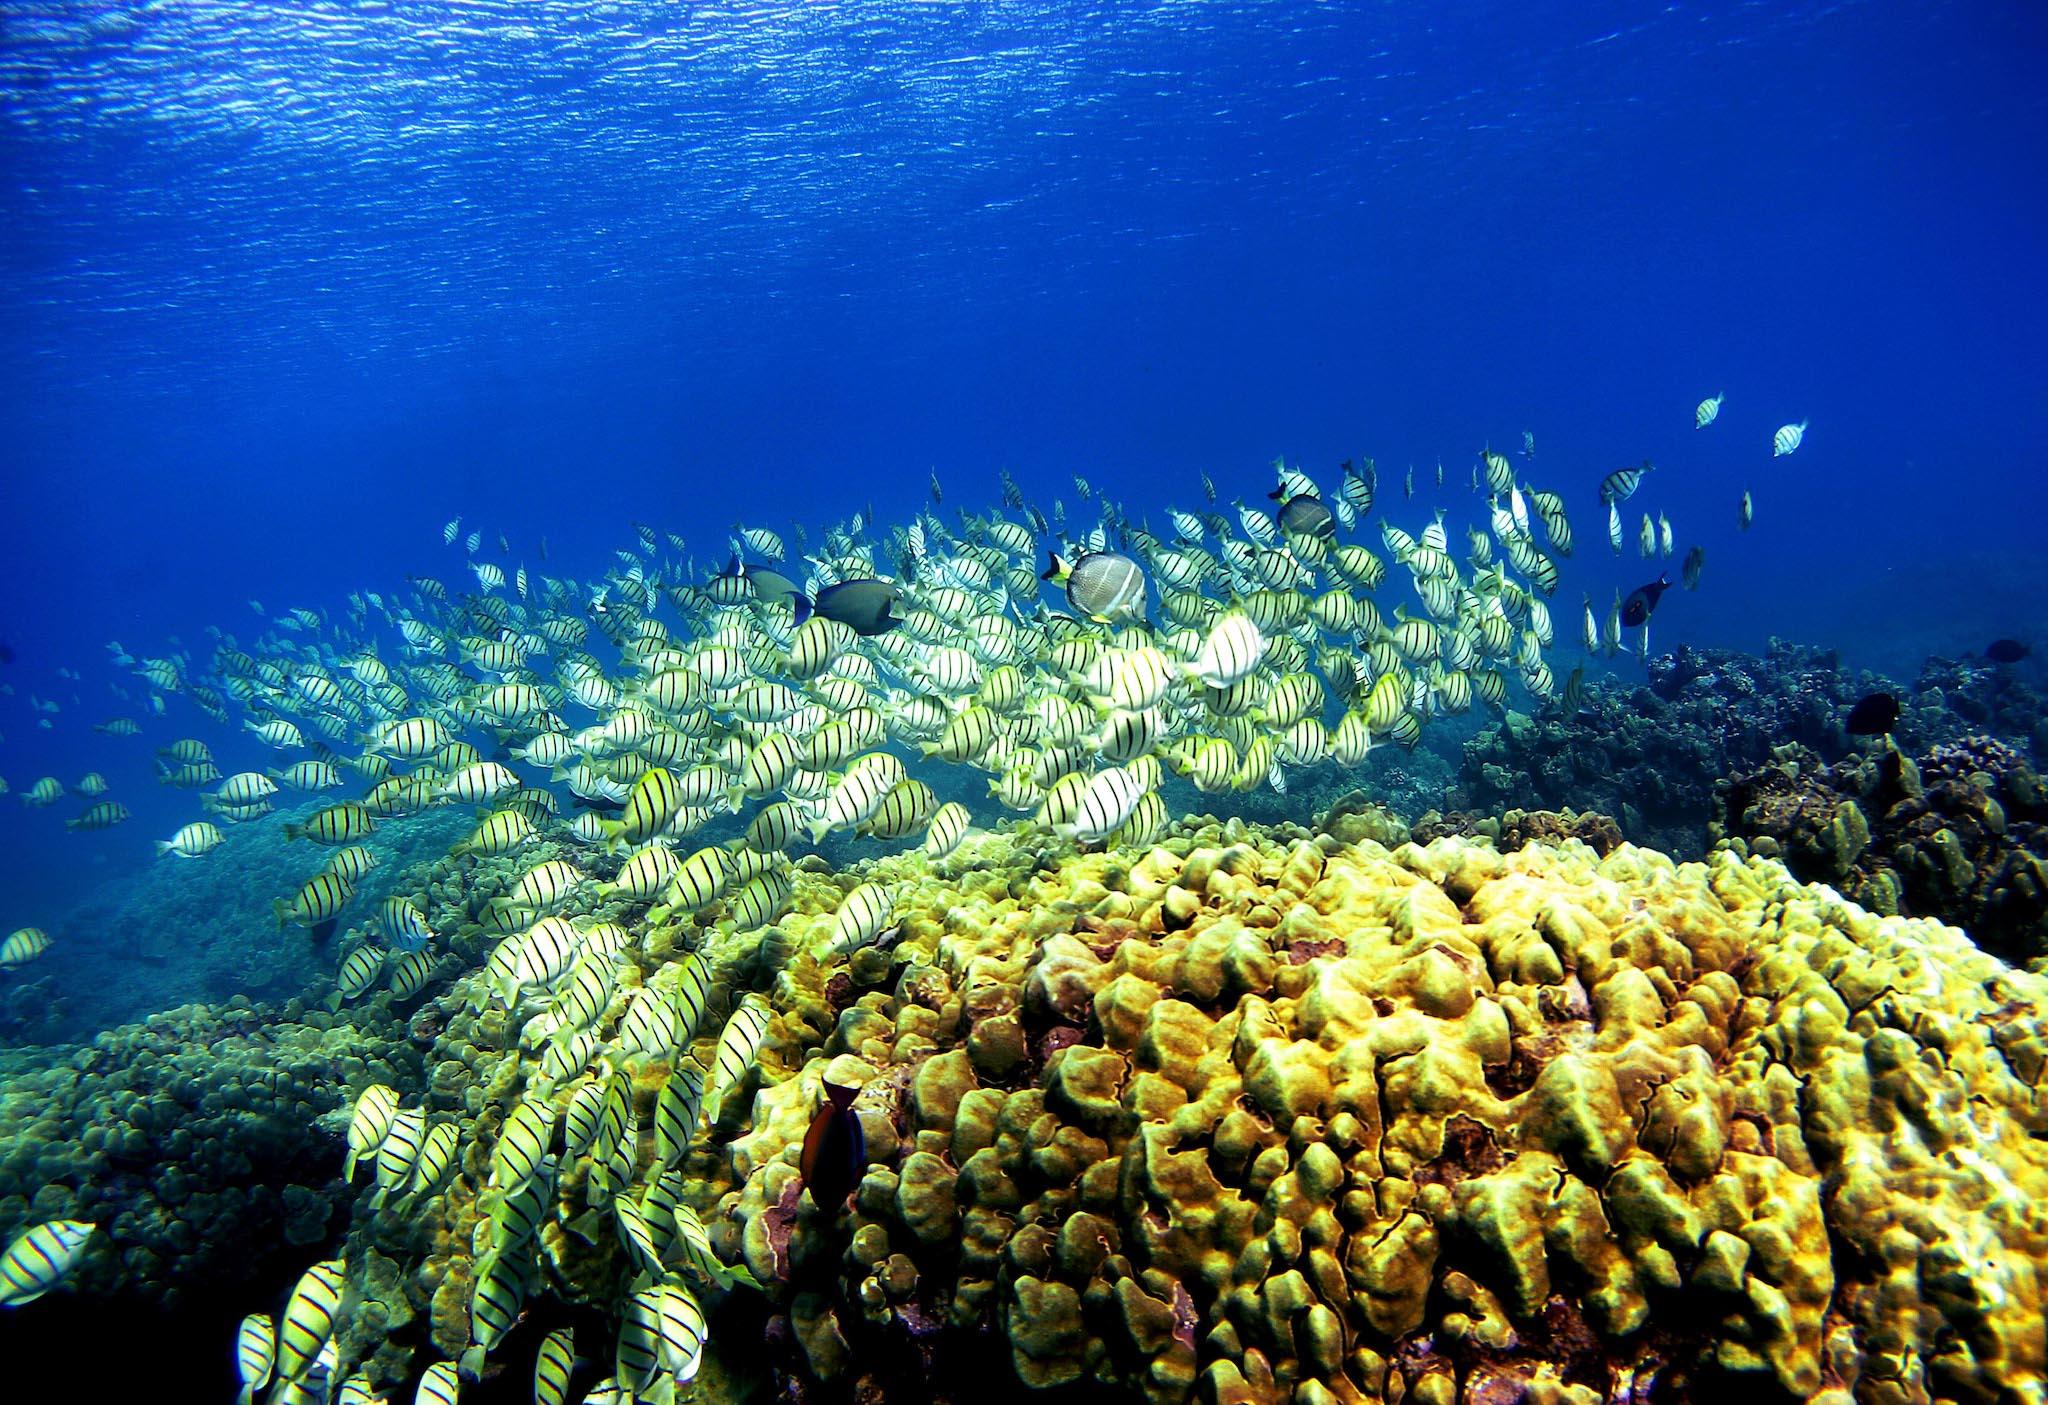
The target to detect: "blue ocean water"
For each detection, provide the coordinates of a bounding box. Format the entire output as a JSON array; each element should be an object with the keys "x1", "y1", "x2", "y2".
[{"x1": 2, "y1": 3, "x2": 2044, "y2": 977}]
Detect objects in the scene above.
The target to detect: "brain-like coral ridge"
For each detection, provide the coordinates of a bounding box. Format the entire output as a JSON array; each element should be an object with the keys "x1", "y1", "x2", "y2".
[{"x1": 713, "y1": 822, "x2": 2048, "y2": 1405}]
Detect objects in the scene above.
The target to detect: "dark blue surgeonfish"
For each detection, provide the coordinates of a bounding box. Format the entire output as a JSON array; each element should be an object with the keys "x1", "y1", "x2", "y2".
[
  {"x1": 716, "y1": 555, "x2": 804, "y2": 610},
  {"x1": 795, "y1": 579, "x2": 903, "y2": 635},
  {"x1": 1846, "y1": 692, "x2": 1901, "y2": 736},
  {"x1": 799, "y1": 1080, "x2": 865, "y2": 1215},
  {"x1": 1619, "y1": 574, "x2": 1670, "y2": 628},
  {"x1": 1985, "y1": 639, "x2": 2029, "y2": 664},
  {"x1": 1270, "y1": 491, "x2": 1336, "y2": 540}
]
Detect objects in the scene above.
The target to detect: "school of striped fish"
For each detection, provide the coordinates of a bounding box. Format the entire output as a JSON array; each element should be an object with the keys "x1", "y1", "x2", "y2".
[{"x1": 0, "y1": 395, "x2": 1798, "y2": 1401}]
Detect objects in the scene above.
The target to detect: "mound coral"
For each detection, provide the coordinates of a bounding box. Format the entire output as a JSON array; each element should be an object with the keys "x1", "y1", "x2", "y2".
[
  {"x1": 1714, "y1": 734, "x2": 2048, "y2": 966},
  {"x1": 712, "y1": 820, "x2": 2048, "y2": 1404},
  {"x1": 8, "y1": 811, "x2": 2047, "y2": 1405}
]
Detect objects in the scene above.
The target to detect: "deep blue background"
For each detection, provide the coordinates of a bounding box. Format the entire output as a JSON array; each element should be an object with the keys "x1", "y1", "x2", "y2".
[{"x1": 2, "y1": 0, "x2": 2046, "y2": 920}]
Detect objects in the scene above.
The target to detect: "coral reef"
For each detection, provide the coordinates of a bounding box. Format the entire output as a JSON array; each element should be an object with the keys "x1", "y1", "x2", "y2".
[
  {"x1": 1713, "y1": 734, "x2": 2048, "y2": 966},
  {"x1": 1455, "y1": 640, "x2": 1979, "y2": 858},
  {"x1": 8, "y1": 809, "x2": 2048, "y2": 1405},
  {"x1": 1455, "y1": 642, "x2": 2048, "y2": 863},
  {"x1": 707, "y1": 819, "x2": 2048, "y2": 1404},
  {"x1": 0, "y1": 996, "x2": 419, "y2": 1312},
  {"x1": 1907, "y1": 653, "x2": 2048, "y2": 760},
  {"x1": 1408, "y1": 807, "x2": 1624, "y2": 857}
]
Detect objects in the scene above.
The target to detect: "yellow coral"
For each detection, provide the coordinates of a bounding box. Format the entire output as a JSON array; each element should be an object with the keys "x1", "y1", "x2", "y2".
[{"x1": 711, "y1": 824, "x2": 2048, "y2": 1404}]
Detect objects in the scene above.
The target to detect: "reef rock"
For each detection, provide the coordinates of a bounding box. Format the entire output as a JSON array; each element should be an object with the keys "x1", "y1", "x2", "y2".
[
  {"x1": 1714, "y1": 734, "x2": 2048, "y2": 965},
  {"x1": 1456, "y1": 640, "x2": 1954, "y2": 857},
  {"x1": 713, "y1": 821, "x2": 2048, "y2": 1404}
]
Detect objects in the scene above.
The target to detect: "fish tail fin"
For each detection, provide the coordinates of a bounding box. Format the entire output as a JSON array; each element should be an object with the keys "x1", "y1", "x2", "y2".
[
  {"x1": 792, "y1": 594, "x2": 814, "y2": 627},
  {"x1": 458, "y1": 1346, "x2": 486, "y2": 1381},
  {"x1": 272, "y1": 900, "x2": 288, "y2": 932},
  {"x1": 154, "y1": 840, "x2": 173, "y2": 856},
  {"x1": 1040, "y1": 551, "x2": 1069, "y2": 583},
  {"x1": 808, "y1": 817, "x2": 832, "y2": 845},
  {"x1": 282, "y1": 822, "x2": 303, "y2": 842}
]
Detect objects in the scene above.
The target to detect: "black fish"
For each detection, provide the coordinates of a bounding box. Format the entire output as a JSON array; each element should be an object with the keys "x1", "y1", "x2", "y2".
[
  {"x1": 1846, "y1": 692, "x2": 1901, "y2": 736},
  {"x1": 1619, "y1": 574, "x2": 1670, "y2": 628},
  {"x1": 1274, "y1": 494, "x2": 1336, "y2": 540},
  {"x1": 797, "y1": 578, "x2": 902, "y2": 635},
  {"x1": 720, "y1": 556, "x2": 803, "y2": 610},
  {"x1": 799, "y1": 1080, "x2": 865, "y2": 1215},
  {"x1": 1986, "y1": 639, "x2": 2030, "y2": 664}
]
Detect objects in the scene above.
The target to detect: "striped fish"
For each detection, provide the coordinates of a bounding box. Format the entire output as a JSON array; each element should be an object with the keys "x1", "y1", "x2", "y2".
[
  {"x1": 534, "y1": 1327, "x2": 577, "y2": 1405},
  {"x1": 613, "y1": 1195, "x2": 666, "y2": 1279},
  {"x1": 489, "y1": 1098, "x2": 557, "y2": 1192},
  {"x1": 360, "y1": 715, "x2": 449, "y2": 759},
  {"x1": 377, "y1": 896, "x2": 434, "y2": 952},
  {"x1": 0, "y1": 928, "x2": 51, "y2": 968},
  {"x1": 821, "y1": 883, "x2": 895, "y2": 959},
  {"x1": 617, "y1": 1282, "x2": 707, "y2": 1392},
  {"x1": 562, "y1": 1077, "x2": 607, "y2": 1157},
  {"x1": 610, "y1": 767, "x2": 684, "y2": 847},
  {"x1": 666, "y1": 844, "x2": 732, "y2": 912},
  {"x1": 458, "y1": 808, "x2": 537, "y2": 858},
  {"x1": 496, "y1": 916, "x2": 581, "y2": 1006},
  {"x1": 488, "y1": 1172, "x2": 551, "y2": 1254},
  {"x1": 468, "y1": 1247, "x2": 525, "y2": 1358},
  {"x1": 1061, "y1": 767, "x2": 1151, "y2": 844},
  {"x1": 0, "y1": 1219, "x2": 94, "y2": 1306},
  {"x1": 609, "y1": 844, "x2": 680, "y2": 902},
  {"x1": 388, "y1": 949, "x2": 437, "y2": 1000},
  {"x1": 275, "y1": 869, "x2": 354, "y2": 933},
  {"x1": 923, "y1": 801, "x2": 970, "y2": 858},
  {"x1": 538, "y1": 956, "x2": 615, "y2": 1041},
  {"x1": 235, "y1": 1313, "x2": 275, "y2": 1405},
  {"x1": 415, "y1": 1360, "x2": 461, "y2": 1405},
  {"x1": 703, "y1": 996, "x2": 771, "y2": 1126},
  {"x1": 653, "y1": 1059, "x2": 708, "y2": 1166},
  {"x1": 334, "y1": 944, "x2": 386, "y2": 1002},
  {"x1": 372, "y1": 1106, "x2": 427, "y2": 1206},
  {"x1": 1598, "y1": 459, "x2": 1654, "y2": 505},
  {"x1": 343, "y1": 1085, "x2": 399, "y2": 1180},
  {"x1": 404, "y1": 1121, "x2": 460, "y2": 1204},
  {"x1": 276, "y1": 1258, "x2": 348, "y2": 1382},
  {"x1": 858, "y1": 778, "x2": 937, "y2": 839},
  {"x1": 1772, "y1": 419, "x2": 1807, "y2": 456},
  {"x1": 613, "y1": 986, "x2": 682, "y2": 1062}
]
